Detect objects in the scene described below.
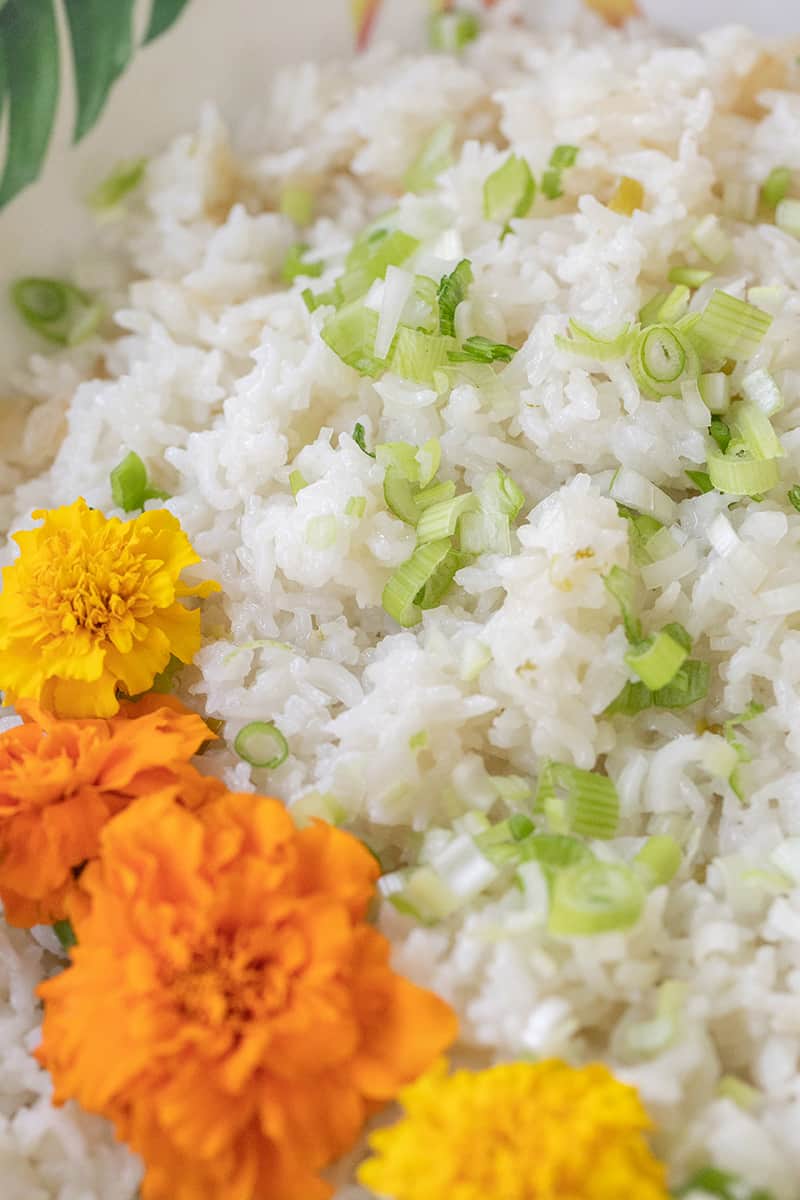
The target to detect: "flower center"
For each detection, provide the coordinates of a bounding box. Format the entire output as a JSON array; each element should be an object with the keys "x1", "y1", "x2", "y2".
[{"x1": 28, "y1": 530, "x2": 154, "y2": 640}]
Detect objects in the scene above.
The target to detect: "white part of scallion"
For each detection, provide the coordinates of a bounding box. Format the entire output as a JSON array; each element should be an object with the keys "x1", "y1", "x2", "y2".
[
  {"x1": 374, "y1": 265, "x2": 414, "y2": 359},
  {"x1": 729, "y1": 400, "x2": 784, "y2": 461},
  {"x1": 698, "y1": 371, "x2": 731, "y2": 414},
  {"x1": 691, "y1": 214, "x2": 731, "y2": 265},
  {"x1": 234, "y1": 721, "x2": 289, "y2": 769},
  {"x1": 741, "y1": 368, "x2": 783, "y2": 416},
  {"x1": 610, "y1": 467, "x2": 677, "y2": 525}
]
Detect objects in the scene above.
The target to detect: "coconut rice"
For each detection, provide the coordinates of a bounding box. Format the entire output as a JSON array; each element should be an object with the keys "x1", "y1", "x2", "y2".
[{"x1": 2, "y1": 6, "x2": 800, "y2": 1197}]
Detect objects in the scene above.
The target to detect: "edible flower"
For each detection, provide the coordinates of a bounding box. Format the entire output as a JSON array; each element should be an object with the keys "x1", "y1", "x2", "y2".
[
  {"x1": 37, "y1": 791, "x2": 457, "y2": 1200},
  {"x1": 0, "y1": 499, "x2": 219, "y2": 718},
  {"x1": 0, "y1": 695, "x2": 219, "y2": 927},
  {"x1": 358, "y1": 1057, "x2": 670, "y2": 1200}
]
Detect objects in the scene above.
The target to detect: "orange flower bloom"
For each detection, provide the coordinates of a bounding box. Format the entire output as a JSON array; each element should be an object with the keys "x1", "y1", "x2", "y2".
[
  {"x1": 0, "y1": 498, "x2": 219, "y2": 718},
  {"x1": 37, "y1": 792, "x2": 457, "y2": 1200},
  {"x1": 0, "y1": 696, "x2": 220, "y2": 927}
]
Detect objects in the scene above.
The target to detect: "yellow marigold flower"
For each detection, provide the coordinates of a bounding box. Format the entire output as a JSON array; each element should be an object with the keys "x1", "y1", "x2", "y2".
[
  {"x1": 0, "y1": 498, "x2": 218, "y2": 718},
  {"x1": 358, "y1": 1058, "x2": 671, "y2": 1200},
  {"x1": 37, "y1": 791, "x2": 458, "y2": 1200}
]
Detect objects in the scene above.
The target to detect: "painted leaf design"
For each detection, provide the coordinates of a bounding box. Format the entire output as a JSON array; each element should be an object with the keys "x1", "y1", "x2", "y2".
[
  {"x1": 0, "y1": 0, "x2": 59, "y2": 208},
  {"x1": 64, "y1": 0, "x2": 136, "y2": 143},
  {"x1": 145, "y1": 0, "x2": 192, "y2": 44},
  {"x1": 0, "y1": 0, "x2": 193, "y2": 210}
]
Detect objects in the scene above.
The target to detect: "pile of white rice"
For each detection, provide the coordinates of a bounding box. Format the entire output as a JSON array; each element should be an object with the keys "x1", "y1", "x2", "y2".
[{"x1": 3, "y1": 7, "x2": 800, "y2": 1197}]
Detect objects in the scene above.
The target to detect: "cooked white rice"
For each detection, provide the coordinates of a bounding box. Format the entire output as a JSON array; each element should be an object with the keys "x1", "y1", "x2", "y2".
[{"x1": 2, "y1": 7, "x2": 800, "y2": 1197}]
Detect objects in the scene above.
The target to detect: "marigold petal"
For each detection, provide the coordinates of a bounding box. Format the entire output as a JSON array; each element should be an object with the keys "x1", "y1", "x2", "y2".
[{"x1": 294, "y1": 819, "x2": 380, "y2": 920}]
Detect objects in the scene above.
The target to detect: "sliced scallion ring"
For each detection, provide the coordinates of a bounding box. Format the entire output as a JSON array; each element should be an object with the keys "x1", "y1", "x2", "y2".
[
  {"x1": 630, "y1": 324, "x2": 698, "y2": 398},
  {"x1": 234, "y1": 721, "x2": 289, "y2": 769},
  {"x1": 382, "y1": 538, "x2": 453, "y2": 626},
  {"x1": 548, "y1": 860, "x2": 645, "y2": 936},
  {"x1": 11, "y1": 277, "x2": 102, "y2": 346}
]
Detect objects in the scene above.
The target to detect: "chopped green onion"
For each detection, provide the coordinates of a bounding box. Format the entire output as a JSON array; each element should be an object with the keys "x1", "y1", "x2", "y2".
[
  {"x1": 709, "y1": 415, "x2": 731, "y2": 453},
  {"x1": 483, "y1": 154, "x2": 536, "y2": 223},
  {"x1": 616, "y1": 505, "x2": 663, "y2": 565},
  {"x1": 639, "y1": 291, "x2": 669, "y2": 327},
  {"x1": 306, "y1": 514, "x2": 338, "y2": 549},
  {"x1": 729, "y1": 400, "x2": 784, "y2": 461},
  {"x1": 383, "y1": 468, "x2": 422, "y2": 525},
  {"x1": 668, "y1": 265, "x2": 713, "y2": 288},
  {"x1": 605, "y1": 565, "x2": 642, "y2": 642},
  {"x1": 418, "y1": 544, "x2": 471, "y2": 610},
  {"x1": 353, "y1": 422, "x2": 375, "y2": 457},
  {"x1": 437, "y1": 258, "x2": 473, "y2": 337},
  {"x1": 11, "y1": 277, "x2": 102, "y2": 346},
  {"x1": 429, "y1": 8, "x2": 480, "y2": 52},
  {"x1": 548, "y1": 860, "x2": 645, "y2": 936},
  {"x1": 289, "y1": 469, "x2": 308, "y2": 496},
  {"x1": 404, "y1": 121, "x2": 456, "y2": 193},
  {"x1": 376, "y1": 441, "x2": 420, "y2": 480},
  {"x1": 345, "y1": 495, "x2": 366, "y2": 518},
  {"x1": 692, "y1": 289, "x2": 772, "y2": 361},
  {"x1": 535, "y1": 761, "x2": 620, "y2": 840},
  {"x1": 381, "y1": 865, "x2": 459, "y2": 923},
  {"x1": 110, "y1": 451, "x2": 168, "y2": 512},
  {"x1": 382, "y1": 538, "x2": 453, "y2": 625},
  {"x1": 686, "y1": 469, "x2": 714, "y2": 493},
  {"x1": 234, "y1": 721, "x2": 289, "y2": 769},
  {"x1": 625, "y1": 629, "x2": 689, "y2": 691},
  {"x1": 519, "y1": 833, "x2": 593, "y2": 874},
  {"x1": 722, "y1": 180, "x2": 759, "y2": 221},
  {"x1": 390, "y1": 327, "x2": 456, "y2": 382},
  {"x1": 776, "y1": 196, "x2": 800, "y2": 238},
  {"x1": 416, "y1": 438, "x2": 441, "y2": 488},
  {"x1": 282, "y1": 242, "x2": 324, "y2": 283},
  {"x1": 280, "y1": 186, "x2": 314, "y2": 226},
  {"x1": 555, "y1": 319, "x2": 633, "y2": 361},
  {"x1": 409, "y1": 730, "x2": 428, "y2": 751},
  {"x1": 610, "y1": 467, "x2": 677, "y2": 524},
  {"x1": 608, "y1": 176, "x2": 644, "y2": 216},
  {"x1": 788, "y1": 486, "x2": 800, "y2": 512},
  {"x1": 657, "y1": 284, "x2": 691, "y2": 324},
  {"x1": 301, "y1": 286, "x2": 338, "y2": 312},
  {"x1": 630, "y1": 324, "x2": 699, "y2": 398},
  {"x1": 707, "y1": 449, "x2": 780, "y2": 497},
  {"x1": 633, "y1": 835, "x2": 682, "y2": 888},
  {"x1": 676, "y1": 1166, "x2": 775, "y2": 1200},
  {"x1": 691, "y1": 214, "x2": 731, "y2": 265},
  {"x1": 416, "y1": 493, "x2": 479, "y2": 544},
  {"x1": 741, "y1": 368, "x2": 783, "y2": 416},
  {"x1": 414, "y1": 480, "x2": 457, "y2": 511},
  {"x1": 448, "y1": 335, "x2": 517, "y2": 364},
  {"x1": 699, "y1": 371, "x2": 731, "y2": 414},
  {"x1": 321, "y1": 302, "x2": 386, "y2": 376},
  {"x1": 717, "y1": 1075, "x2": 763, "y2": 1111},
  {"x1": 53, "y1": 919, "x2": 77, "y2": 951},
  {"x1": 335, "y1": 229, "x2": 419, "y2": 306},
  {"x1": 479, "y1": 469, "x2": 525, "y2": 518},
  {"x1": 603, "y1": 680, "x2": 653, "y2": 717},
  {"x1": 762, "y1": 166, "x2": 791, "y2": 210},
  {"x1": 651, "y1": 659, "x2": 710, "y2": 708},
  {"x1": 542, "y1": 145, "x2": 579, "y2": 200},
  {"x1": 89, "y1": 157, "x2": 147, "y2": 211}
]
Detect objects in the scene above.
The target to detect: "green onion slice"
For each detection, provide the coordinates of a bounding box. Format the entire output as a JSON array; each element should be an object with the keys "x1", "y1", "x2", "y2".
[
  {"x1": 53, "y1": 919, "x2": 77, "y2": 951},
  {"x1": 11, "y1": 277, "x2": 102, "y2": 346},
  {"x1": 405, "y1": 121, "x2": 456, "y2": 193},
  {"x1": 729, "y1": 400, "x2": 784, "y2": 461},
  {"x1": 282, "y1": 242, "x2": 324, "y2": 283},
  {"x1": 542, "y1": 144, "x2": 579, "y2": 200},
  {"x1": 667, "y1": 265, "x2": 713, "y2": 288},
  {"x1": 555, "y1": 319, "x2": 633, "y2": 361},
  {"x1": 686, "y1": 469, "x2": 714, "y2": 493},
  {"x1": 633, "y1": 835, "x2": 682, "y2": 888},
  {"x1": 625, "y1": 629, "x2": 689, "y2": 691},
  {"x1": 535, "y1": 761, "x2": 620, "y2": 840},
  {"x1": 707, "y1": 449, "x2": 780, "y2": 497},
  {"x1": 788, "y1": 486, "x2": 800, "y2": 513},
  {"x1": 761, "y1": 166, "x2": 791, "y2": 210},
  {"x1": 353, "y1": 422, "x2": 375, "y2": 457},
  {"x1": 692, "y1": 289, "x2": 773, "y2": 362},
  {"x1": 630, "y1": 324, "x2": 699, "y2": 398},
  {"x1": 89, "y1": 157, "x2": 147, "y2": 211},
  {"x1": 280, "y1": 186, "x2": 314, "y2": 226},
  {"x1": 437, "y1": 258, "x2": 473, "y2": 338},
  {"x1": 709, "y1": 415, "x2": 731, "y2": 453},
  {"x1": 416, "y1": 492, "x2": 479, "y2": 544},
  {"x1": 110, "y1": 451, "x2": 168, "y2": 512},
  {"x1": 548, "y1": 860, "x2": 645, "y2": 936},
  {"x1": 382, "y1": 538, "x2": 454, "y2": 626},
  {"x1": 321, "y1": 302, "x2": 386, "y2": 376},
  {"x1": 429, "y1": 9, "x2": 480, "y2": 52},
  {"x1": 345, "y1": 495, "x2": 366, "y2": 518},
  {"x1": 448, "y1": 335, "x2": 517, "y2": 364},
  {"x1": 483, "y1": 154, "x2": 536, "y2": 223},
  {"x1": 289, "y1": 469, "x2": 308, "y2": 496},
  {"x1": 389, "y1": 327, "x2": 456, "y2": 382},
  {"x1": 234, "y1": 721, "x2": 289, "y2": 769},
  {"x1": 604, "y1": 565, "x2": 642, "y2": 643}
]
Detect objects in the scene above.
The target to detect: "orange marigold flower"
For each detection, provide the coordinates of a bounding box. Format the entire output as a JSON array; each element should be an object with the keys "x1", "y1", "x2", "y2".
[
  {"x1": 0, "y1": 696, "x2": 221, "y2": 927},
  {"x1": 37, "y1": 791, "x2": 457, "y2": 1200},
  {"x1": 0, "y1": 498, "x2": 219, "y2": 718},
  {"x1": 358, "y1": 1057, "x2": 670, "y2": 1200}
]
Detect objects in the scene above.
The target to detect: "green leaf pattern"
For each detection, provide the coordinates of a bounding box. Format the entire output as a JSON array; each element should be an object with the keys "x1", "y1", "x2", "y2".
[{"x1": 0, "y1": 0, "x2": 193, "y2": 209}]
